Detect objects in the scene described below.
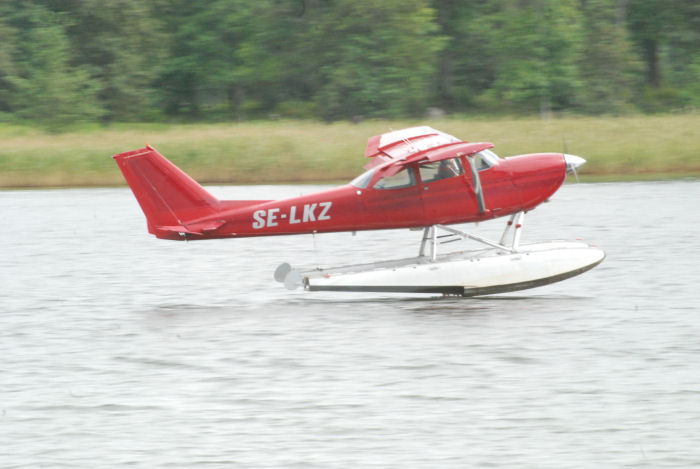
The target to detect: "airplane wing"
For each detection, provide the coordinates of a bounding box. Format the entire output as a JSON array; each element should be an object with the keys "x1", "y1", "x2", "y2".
[
  {"x1": 364, "y1": 126, "x2": 461, "y2": 169},
  {"x1": 365, "y1": 126, "x2": 494, "y2": 176}
]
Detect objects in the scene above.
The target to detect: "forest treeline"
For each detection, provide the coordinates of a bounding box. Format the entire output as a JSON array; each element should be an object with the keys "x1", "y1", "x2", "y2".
[{"x1": 0, "y1": 0, "x2": 698, "y2": 128}]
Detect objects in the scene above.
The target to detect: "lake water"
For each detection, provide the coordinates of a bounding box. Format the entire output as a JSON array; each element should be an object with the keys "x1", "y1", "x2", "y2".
[{"x1": 1, "y1": 181, "x2": 699, "y2": 468}]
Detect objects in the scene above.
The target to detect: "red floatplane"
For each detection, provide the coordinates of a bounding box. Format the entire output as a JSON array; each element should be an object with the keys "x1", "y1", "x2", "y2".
[{"x1": 114, "y1": 126, "x2": 604, "y2": 295}]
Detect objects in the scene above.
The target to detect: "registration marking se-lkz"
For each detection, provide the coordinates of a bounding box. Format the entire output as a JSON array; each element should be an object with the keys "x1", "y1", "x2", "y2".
[{"x1": 252, "y1": 202, "x2": 332, "y2": 229}]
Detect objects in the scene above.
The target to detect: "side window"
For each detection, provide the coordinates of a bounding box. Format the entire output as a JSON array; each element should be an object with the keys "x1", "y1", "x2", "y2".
[
  {"x1": 374, "y1": 168, "x2": 415, "y2": 190},
  {"x1": 419, "y1": 157, "x2": 464, "y2": 183}
]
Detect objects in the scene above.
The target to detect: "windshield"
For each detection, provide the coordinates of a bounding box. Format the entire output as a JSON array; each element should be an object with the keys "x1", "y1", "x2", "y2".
[{"x1": 472, "y1": 149, "x2": 499, "y2": 171}]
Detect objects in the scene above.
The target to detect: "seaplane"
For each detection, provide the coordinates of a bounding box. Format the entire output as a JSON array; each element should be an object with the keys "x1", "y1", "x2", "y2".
[{"x1": 113, "y1": 126, "x2": 604, "y2": 296}]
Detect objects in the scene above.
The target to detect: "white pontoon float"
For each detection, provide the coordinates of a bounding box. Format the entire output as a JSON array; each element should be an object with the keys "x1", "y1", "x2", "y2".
[{"x1": 275, "y1": 213, "x2": 605, "y2": 296}]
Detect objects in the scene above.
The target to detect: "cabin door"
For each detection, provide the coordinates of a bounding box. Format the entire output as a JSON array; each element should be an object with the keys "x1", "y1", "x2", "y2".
[
  {"x1": 418, "y1": 157, "x2": 475, "y2": 224},
  {"x1": 362, "y1": 167, "x2": 425, "y2": 228}
]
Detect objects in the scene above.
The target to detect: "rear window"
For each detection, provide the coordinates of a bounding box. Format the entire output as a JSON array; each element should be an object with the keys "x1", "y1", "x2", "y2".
[
  {"x1": 350, "y1": 169, "x2": 375, "y2": 189},
  {"x1": 374, "y1": 168, "x2": 415, "y2": 190}
]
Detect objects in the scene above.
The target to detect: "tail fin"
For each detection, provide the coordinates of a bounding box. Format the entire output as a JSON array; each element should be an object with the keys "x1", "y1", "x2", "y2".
[{"x1": 113, "y1": 145, "x2": 220, "y2": 235}]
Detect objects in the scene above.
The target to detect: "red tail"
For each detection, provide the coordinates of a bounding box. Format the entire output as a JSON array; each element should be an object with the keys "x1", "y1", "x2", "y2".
[{"x1": 113, "y1": 145, "x2": 221, "y2": 236}]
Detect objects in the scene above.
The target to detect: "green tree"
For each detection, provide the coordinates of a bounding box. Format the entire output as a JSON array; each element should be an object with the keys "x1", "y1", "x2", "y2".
[
  {"x1": 154, "y1": 0, "x2": 211, "y2": 116},
  {"x1": 476, "y1": 0, "x2": 583, "y2": 115},
  {"x1": 432, "y1": 0, "x2": 496, "y2": 111},
  {"x1": 7, "y1": 3, "x2": 103, "y2": 129},
  {"x1": 308, "y1": 0, "x2": 443, "y2": 120},
  {"x1": 627, "y1": 0, "x2": 699, "y2": 109},
  {"x1": 662, "y1": 0, "x2": 700, "y2": 107},
  {"x1": 43, "y1": 0, "x2": 166, "y2": 122},
  {"x1": 0, "y1": 12, "x2": 18, "y2": 117},
  {"x1": 155, "y1": 0, "x2": 443, "y2": 120},
  {"x1": 627, "y1": 0, "x2": 670, "y2": 89},
  {"x1": 184, "y1": 0, "x2": 304, "y2": 119},
  {"x1": 577, "y1": 0, "x2": 642, "y2": 113}
]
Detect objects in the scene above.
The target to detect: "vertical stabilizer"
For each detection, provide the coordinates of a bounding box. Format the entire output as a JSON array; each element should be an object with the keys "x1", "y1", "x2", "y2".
[{"x1": 113, "y1": 145, "x2": 220, "y2": 233}]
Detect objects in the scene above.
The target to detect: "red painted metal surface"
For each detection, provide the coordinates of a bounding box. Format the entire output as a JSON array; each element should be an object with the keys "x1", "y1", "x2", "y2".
[{"x1": 113, "y1": 128, "x2": 568, "y2": 241}]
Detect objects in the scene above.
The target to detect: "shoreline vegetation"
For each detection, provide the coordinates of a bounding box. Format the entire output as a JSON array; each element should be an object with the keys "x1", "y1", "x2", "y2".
[{"x1": 1, "y1": 115, "x2": 699, "y2": 189}]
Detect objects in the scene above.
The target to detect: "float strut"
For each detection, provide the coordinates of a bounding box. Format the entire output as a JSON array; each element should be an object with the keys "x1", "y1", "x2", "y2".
[
  {"x1": 499, "y1": 214, "x2": 517, "y2": 246},
  {"x1": 511, "y1": 211, "x2": 525, "y2": 251},
  {"x1": 419, "y1": 226, "x2": 430, "y2": 257},
  {"x1": 418, "y1": 226, "x2": 439, "y2": 261}
]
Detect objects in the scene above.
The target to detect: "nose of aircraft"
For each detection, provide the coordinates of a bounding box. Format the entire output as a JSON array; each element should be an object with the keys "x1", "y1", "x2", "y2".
[{"x1": 564, "y1": 154, "x2": 586, "y2": 174}]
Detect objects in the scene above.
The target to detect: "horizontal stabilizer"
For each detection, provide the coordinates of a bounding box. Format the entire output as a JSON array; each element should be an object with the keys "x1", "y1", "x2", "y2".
[{"x1": 157, "y1": 219, "x2": 225, "y2": 238}]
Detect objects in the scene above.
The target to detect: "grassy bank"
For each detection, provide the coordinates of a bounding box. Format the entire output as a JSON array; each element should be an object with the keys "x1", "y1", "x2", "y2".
[{"x1": 1, "y1": 115, "x2": 699, "y2": 188}]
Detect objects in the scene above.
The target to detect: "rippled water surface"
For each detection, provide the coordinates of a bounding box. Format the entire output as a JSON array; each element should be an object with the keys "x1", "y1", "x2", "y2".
[{"x1": 2, "y1": 181, "x2": 699, "y2": 468}]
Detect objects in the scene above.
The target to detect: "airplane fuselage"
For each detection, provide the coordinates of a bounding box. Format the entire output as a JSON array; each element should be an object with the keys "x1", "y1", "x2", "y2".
[
  {"x1": 113, "y1": 127, "x2": 581, "y2": 242},
  {"x1": 150, "y1": 152, "x2": 567, "y2": 240}
]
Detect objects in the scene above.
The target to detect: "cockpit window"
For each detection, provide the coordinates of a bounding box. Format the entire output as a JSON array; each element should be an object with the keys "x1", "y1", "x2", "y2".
[
  {"x1": 419, "y1": 157, "x2": 464, "y2": 183},
  {"x1": 374, "y1": 167, "x2": 415, "y2": 190},
  {"x1": 350, "y1": 169, "x2": 375, "y2": 189},
  {"x1": 472, "y1": 149, "x2": 499, "y2": 171}
]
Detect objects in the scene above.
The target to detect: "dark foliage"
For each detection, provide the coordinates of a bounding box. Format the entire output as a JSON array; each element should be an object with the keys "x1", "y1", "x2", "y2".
[{"x1": 0, "y1": 0, "x2": 697, "y2": 127}]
